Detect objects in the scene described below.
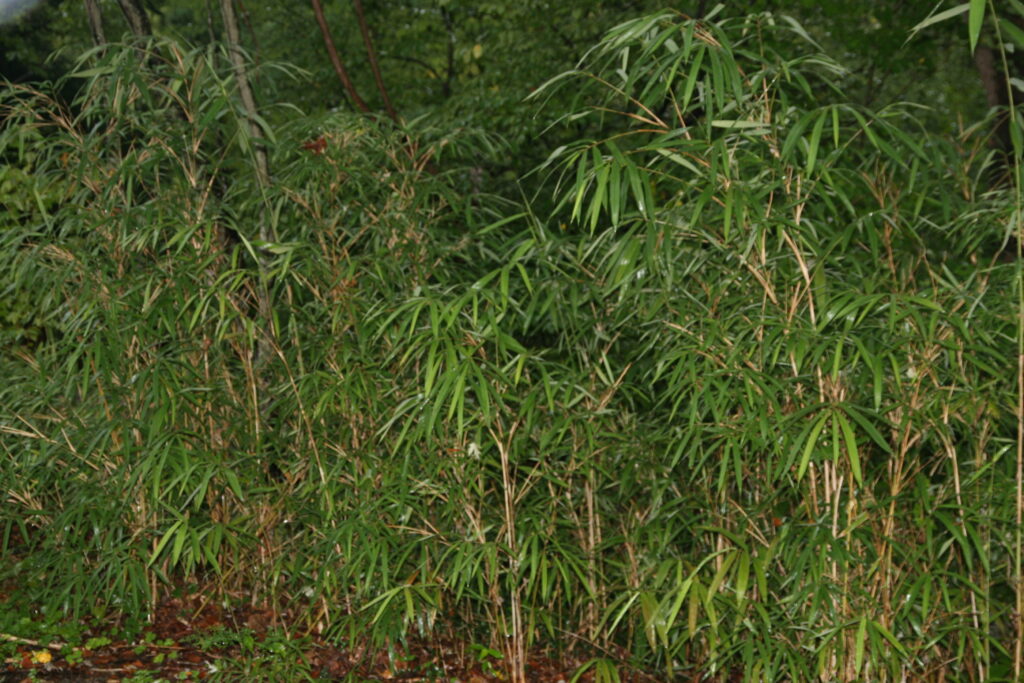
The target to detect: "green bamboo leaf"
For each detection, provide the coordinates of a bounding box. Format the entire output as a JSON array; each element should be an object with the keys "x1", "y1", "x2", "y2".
[
  {"x1": 653, "y1": 147, "x2": 701, "y2": 174},
  {"x1": 625, "y1": 161, "x2": 647, "y2": 216},
  {"x1": 697, "y1": 526, "x2": 748, "y2": 551},
  {"x1": 639, "y1": 592, "x2": 658, "y2": 649},
  {"x1": 796, "y1": 412, "x2": 829, "y2": 482},
  {"x1": 710, "y1": 119, "x2": 769, "y2": 131},
  {"x1": 909, "y1": 3, "x2": 969, "y2": 36},
  {"x1": 806, "y1": 111, "x2": 827, "y2": 175},
  {"x1": 708, "y1": 48, "x2": 725, "y2": 115},
  {"x1": 782, "y1": 111, "x2": 814, "y2": 161},
  {"x1": 569, "y1": 659, "x2": 606, "y2": 683},
  {"x1": 935, "y1": 511, "x2": 973, "y2": 571},
  {"x1": 171, "y1": 524, "x2": 189, "y2": 565},
  {"x1": 722, "y1": 188, "x2": 734, "y2": 241},
  {"x1": 835, "y1": 411, "x2": 862, "y2": 485},
  {"x1": 707, "y1": 548, "x2": 736, "y2": 598},
  {"x1": 779, "y1": 15, "x2": 820, "y2": 48},
  {"x1": 663, "y1": 574, "x2": 693, "y2": 636},
  {"x1": 854, "y1": 616, "x2": 867, "y2": 674},
  {"x1": 474, "y1": 365, "x2": 492, "y2": 420},
  {"x1": 968, "y1": 0, "x2": 985, "y2": 53},
  {"x1": 848, "y1": 109, "x2": 882, "y2": 151},
  {"x1": 869, "y1": 620, "x2": 908, "y2": 656},
  {"x1": 878, "y1": 124, "x2": 927, "y2": 164},
  {"x1": 589, "y1": 160, "x2": 609, "y2": 233},
  {"x1": 365, "y1": 585, "x2": 407, "y2": 623},
  {"x1": 607, "y1": 143, "x2": 625, "y2": 225},
  {"x1": 223, "y1": 468, "x2": 245, "y2": 501},
  {"x1": 734, "y1": 550, "x2": 749, "y2": 606},
  {"x1": 571, "y1": 150, "x2": 589, "y2": 222},
  {"x1": 687, "y1": 580, "x2": 701, "y2": 638},
  {"x1": 424, "y1": 340, "x2": 440, "y2": 395},
  {"x1": 248, "y1": 111, "x2": 277, "y2": 144},
  {"x1": 753, "y1": 554, "x2": 768, "y2": 600},
  {"x1": 851, "y1": 337, "x2": 883, "y2": 411},
  {"x1": 843, "y1": 405, "x2": 892, "y2": 453},
  {"x1": 148, "y1": 518, "x2": 184, "y2": 567},
  {"x1": 203, "y1": 533, "x2": 222, "y2": 573},
  {"x1": 679, "y1": 46, "x2": 706, "y2": 113},
  {"x1": 69, "y1": 65, "x2": 116, "y2": 78},
  {"x1": 448, "y1": 370, "x2": 466, "y2": 429},
  {"x1": 830, "y1": 336, "x2": 844, "y2": 379},
  {"x1": 962, "y1": 517, "x2": 990, "y2": 573}
]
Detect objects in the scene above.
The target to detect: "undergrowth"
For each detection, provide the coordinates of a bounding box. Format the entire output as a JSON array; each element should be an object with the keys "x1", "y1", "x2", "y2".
[{"x1": 1, "y1": 9, "x2": 1021, "y2": 681}]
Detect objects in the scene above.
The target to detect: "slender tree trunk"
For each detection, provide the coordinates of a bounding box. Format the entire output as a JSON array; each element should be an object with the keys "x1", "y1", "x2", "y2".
[
  {"x1": 219, "y1": 0, "x2": 276, "y2": 410},
  {"x1": 352, "y1": 0, "x2": 398, "y2": 122},
  {"x1": 310, "y1": 0, "x2": 371, "y2": 113},
  {"x1": 974, "y1": 44, "x2": 1003, "y2": 108},
  {"x1": 83, "y1": 0, "x2": 106, "y2": 46},
  {"x1": 220, "y1": 0, "x2": 270, "y2": 190},
  {"x1": 116, "y1": 0, "x2": 152, "y2": 37},
  {"x1": 974, "y1": 43, "x2": 1011, "y2": 152},
  {"x1": 235, "y1": 0, "x2": 263, "y2": 63}
]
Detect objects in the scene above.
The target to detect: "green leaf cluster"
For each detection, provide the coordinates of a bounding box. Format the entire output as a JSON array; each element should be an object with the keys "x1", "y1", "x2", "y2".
[{"x1": 0, "y1": 8, "x2": 1020, "y2": 680}]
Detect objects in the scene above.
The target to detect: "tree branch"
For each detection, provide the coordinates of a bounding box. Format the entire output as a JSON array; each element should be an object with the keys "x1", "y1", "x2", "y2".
[
  {"x1": 310, "y1": 0, "x2": 371, "y2": 113},
  {"x1": 115, "y1": 0, "x2": 152, "y2": 37},
  {"x1": 220, "y1": 0, "x2": 276, "y2": 388},
  {"x1": 83, "y1": 0, "x2": 106, "y2": 46},
  {"x1": 352, "y1": 0, "x2": 398, "y2": 122}
]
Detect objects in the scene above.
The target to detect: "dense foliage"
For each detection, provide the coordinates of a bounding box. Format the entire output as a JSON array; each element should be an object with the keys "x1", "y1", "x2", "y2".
[{"x1": 1, "y1": 2, "x2": 1022, "y2": 681}]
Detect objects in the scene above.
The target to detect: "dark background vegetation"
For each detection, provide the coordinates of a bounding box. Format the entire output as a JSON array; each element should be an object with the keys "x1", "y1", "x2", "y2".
[{"x1": 1, "y1": 0, "x2": 1022, "y2": 680}]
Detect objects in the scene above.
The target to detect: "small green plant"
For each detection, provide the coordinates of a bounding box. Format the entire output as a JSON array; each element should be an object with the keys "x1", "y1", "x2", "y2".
[
  {"x1": 84, "y1": 636, "x2": 112, "y2": 650},
  {"x1": 186, "y1": 626, "x2": 311, "y2": 680},
  {"x1": 187, "y1": 626, "x2": 248, "y2": 652},
  {"x1": 470, "y1": 644, "x2": 504, "y2": 677},
  {"x1": 571, "y1": 658, "x2": 621, "y2": 683}
]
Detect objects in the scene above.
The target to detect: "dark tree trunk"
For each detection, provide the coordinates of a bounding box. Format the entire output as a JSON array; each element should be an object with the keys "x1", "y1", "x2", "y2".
[
  {"x1": 352, "y1": 0, "x2": 398, "y2": 122},
  {"x1": 974, "y1": 43, "x2": 1011, "y2": 152},
  {"x1": 83, "y1": 0, "x2": 106, "y2": 46},
  {"x1": 219, "y1": 0, "x2": 269, "y2": 190},
  {"x1": 310, "y1": 0, "x2": 371, "y2": 113},
  {"x1": 116, "y1": 0, "x2": 152, "y2": 37}
]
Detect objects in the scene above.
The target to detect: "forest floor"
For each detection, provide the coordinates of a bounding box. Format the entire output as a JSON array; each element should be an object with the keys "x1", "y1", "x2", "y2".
[{"x1": 0, "y1": 576, "x2": 666, "y2": 682}]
